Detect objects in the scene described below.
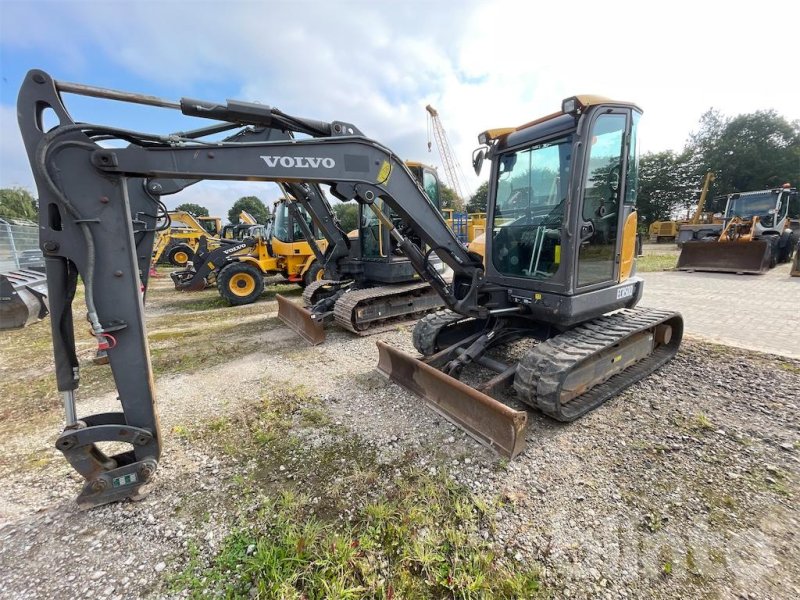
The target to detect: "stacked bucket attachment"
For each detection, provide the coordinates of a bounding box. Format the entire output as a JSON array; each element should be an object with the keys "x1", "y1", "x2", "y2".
[
  {"x1": 677, "y1": 239, "x2": 773, "y2": 274},
  {"x1": 376, "y1": 307, "x2": 683, "y2": 460},
  {"x1": 0, "y1": 268, "x2": 49, "y2": 329}
]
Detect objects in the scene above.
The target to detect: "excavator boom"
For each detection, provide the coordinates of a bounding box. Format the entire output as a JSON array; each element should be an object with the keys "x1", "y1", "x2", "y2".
[{"x1": 17, "y1": 69, "x2": 484, "y2": 507}]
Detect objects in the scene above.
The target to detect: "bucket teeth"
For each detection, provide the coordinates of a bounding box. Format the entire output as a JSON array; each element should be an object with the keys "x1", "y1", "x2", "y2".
[
  {"x1": 277, "y1": 294, "x2": 326, "y2": 345},
  {"x1": 376, "y1": 340, "x2": 527, "y2": 458}
]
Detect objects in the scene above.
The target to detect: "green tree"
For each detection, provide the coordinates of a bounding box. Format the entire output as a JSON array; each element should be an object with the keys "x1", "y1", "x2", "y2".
[
  {"x1": 332, "y1": 202, "x2": 359, "y2": 233},
  {"x1": 467, "y1": 182, "x2": 489, "y2": 213},
  {"x1": 688, "y1": 109, "x2": 800, "y2": 194},
  {"x1": 174, "y1": 202, "x2": 209, "y2": 218},
  {"x1": 0, "y1": 187, "x2": 38, "y2": 220},
  {"x1": 637, "y1": 151, "x2": 698, "y2": 226},
  {"x1": 439, "y1": 185, "x2": 460, "y2": 210},
  {"x1": 228, "y1": 196, "x2": 270, "y2": 224}
]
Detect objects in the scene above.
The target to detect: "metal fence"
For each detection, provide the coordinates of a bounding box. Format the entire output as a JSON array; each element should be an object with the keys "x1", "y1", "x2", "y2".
[{"x1": 0, "y1": 217, "x2": 43, "y2": 272}]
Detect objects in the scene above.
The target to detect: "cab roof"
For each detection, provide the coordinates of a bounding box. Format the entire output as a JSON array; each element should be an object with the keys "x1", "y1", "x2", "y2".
[{"x1": 479, "y1": 95, "x2": 642, "y2": 147}]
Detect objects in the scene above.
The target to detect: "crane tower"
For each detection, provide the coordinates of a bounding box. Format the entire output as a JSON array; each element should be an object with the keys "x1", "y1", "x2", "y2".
[{"x1": 426, "y1": 104, "x2": 469, "y2": 210}]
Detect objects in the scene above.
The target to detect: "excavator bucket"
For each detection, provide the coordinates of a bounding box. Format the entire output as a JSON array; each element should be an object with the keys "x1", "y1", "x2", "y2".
[
  {"x1": 376, "y1": 340, "x2": 527, "y2": 458},
  {"x1": 276, "y1": 294, "x2": 326, "y2": 345},
  {"x1": 677, "y1": 240, "x2": 772, "y2": 274},
  {"x1": 0, "y1": 268, "x2": 49, "y2": 329}
]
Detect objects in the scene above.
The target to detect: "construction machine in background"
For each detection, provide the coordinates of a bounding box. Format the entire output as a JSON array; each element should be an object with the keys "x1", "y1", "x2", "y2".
[
  {"x1": 151, "y1": 210, "x2": 223, "y2": 267},
  {"x1": 277, "y1": 171, "x2": 448, "y2": 344},
  {"x1": 171, "y1": 200, "x2": 326, "y2": 305},
  {"x1": 646, "y1": 172, "x2": 718, "y2": 244},
  {"x1": 18, "y1": 70, "x2": 682, "y2": 507},
  {"x1": 1, "y1": 217, "x2": 50, "y2": 329},
  {"x1": 677, "y1": 185, "x2": 798, "y2": 274}
]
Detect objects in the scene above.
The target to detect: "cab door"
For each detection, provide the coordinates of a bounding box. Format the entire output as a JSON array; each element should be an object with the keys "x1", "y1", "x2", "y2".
[{"x1": 576, "y1": 111, "x2": 629, "y2": 288}]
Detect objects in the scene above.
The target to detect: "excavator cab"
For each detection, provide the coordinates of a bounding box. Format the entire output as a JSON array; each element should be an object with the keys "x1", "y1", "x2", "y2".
[{"x1": 473, "y1": 96, "x2": 642, "y2": 324}]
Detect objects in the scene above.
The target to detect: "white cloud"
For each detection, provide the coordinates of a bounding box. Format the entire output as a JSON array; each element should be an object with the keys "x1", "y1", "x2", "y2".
[{"x1": 2, "y1": 0, "x2": 798, "y2": 204}]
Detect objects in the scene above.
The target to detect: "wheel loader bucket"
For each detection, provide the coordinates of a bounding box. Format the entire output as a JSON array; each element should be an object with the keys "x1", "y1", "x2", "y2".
[
  {"x1": 677, "y1": 240, "x2": 772, "y2": 274},
  {"x1": 376, "y1": 340, "x2": 527, "y2": 458},
  {"x1": 276, "y1": 294, "x2": 326, "y2": 345},
  {"x1": 0, "y1": 269, "x2": 49, "y2": 329}
]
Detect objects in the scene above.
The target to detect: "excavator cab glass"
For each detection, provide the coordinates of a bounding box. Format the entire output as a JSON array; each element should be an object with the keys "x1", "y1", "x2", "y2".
[{"x1": 492, "y1": 136, "x2": 571, "y2": 280}]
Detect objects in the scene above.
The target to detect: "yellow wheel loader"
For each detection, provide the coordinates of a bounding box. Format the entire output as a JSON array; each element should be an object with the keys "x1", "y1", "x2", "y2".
[
  {"x1": 151, "y1": 210, "x2": 223, "y2": 268},
  {"x1": 19, "y1": 71, "x2": 682, "y2": 506},
  {"x1": 677, "y1": 185, "x2": 798, "y2": 274},
  {"x1": 171, "y1": 200, "x2": 327, "y2": 305}
]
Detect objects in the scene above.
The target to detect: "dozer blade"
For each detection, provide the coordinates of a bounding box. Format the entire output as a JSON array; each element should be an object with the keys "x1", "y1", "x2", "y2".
[
  {"x1": 0, "y1": 269, "x2": 49, "y2": 329},
  {"x1": 376, "y1": 340, "x2": 527, "y2": 458},
  {"x1": 677, "y1": 240, "x2": 772, "y2": 274},
  {"x1": 277, "y1": 294, "x2": 326, "y2": 345}
]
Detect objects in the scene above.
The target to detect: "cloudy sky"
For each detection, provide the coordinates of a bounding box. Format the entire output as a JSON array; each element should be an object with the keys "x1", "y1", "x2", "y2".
[{"x1": 1, "y1": 0, "x2": 797, "y2": 216}]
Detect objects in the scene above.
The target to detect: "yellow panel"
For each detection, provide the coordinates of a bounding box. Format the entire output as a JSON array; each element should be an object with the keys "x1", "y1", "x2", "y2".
[{"x1": 619, "y1": 211, "x2": 638, "y2": 282}]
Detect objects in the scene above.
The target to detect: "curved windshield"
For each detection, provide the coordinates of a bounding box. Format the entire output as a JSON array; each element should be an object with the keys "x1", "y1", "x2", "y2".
[
  {"x1": 491, "y1": 136, "x2": 571, "y2": 280},
  {"x1": 727, "y1": 192, "x2": 780, "y2": 226}
]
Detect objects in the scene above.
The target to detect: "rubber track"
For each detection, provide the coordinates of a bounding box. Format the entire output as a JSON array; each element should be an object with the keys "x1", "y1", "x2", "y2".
[
  {"x1": 412, "y1": 310, "x2": 467, "y2": 355},
  {"x1": 302, "y1": 279, "x2": 340, "y2": 307},
  {"x1": 333, "y1": 282, "x2": 443, "y2": 335},
  {"x1": 514, "y1": 307, "x2": 682, "y2": 422}
]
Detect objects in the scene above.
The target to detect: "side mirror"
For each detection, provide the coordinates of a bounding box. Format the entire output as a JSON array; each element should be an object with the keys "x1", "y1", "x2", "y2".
[{"x1": 472, "y1": 147, "x2": 486, "y2": 176}]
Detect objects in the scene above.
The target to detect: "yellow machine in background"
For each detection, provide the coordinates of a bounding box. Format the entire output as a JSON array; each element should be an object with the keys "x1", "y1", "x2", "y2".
[
  {"x1": 171, "y1": 200, "x2": 328, "y2": 304},
  {"x1": 151, "y1": 210, "x2": 223, "y2": 267}
]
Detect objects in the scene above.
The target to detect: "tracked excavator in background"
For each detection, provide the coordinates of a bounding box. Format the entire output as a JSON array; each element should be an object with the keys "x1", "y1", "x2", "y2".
[
  {"x1": 18, "y1": 70, "x2": 682, "y2": 507},
  {"x1": 276, "y1": 161, "x2": 447, "y2": 344}
]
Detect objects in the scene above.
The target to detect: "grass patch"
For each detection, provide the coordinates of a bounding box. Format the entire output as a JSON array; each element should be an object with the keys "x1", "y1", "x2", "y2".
[
  {"x1": 637, "y1": 254, "x2": 678, "y2": 272},
  {"x1": 692, "y1": 413, "x2": 715, "y2": 432},
  {"x1": 170, "y1": 389, "x2": 542, "y2": 599}
]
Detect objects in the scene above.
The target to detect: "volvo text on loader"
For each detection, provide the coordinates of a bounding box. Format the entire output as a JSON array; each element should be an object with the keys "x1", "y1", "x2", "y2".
[{"x1": 18, "y1": 70, "x2": 682, "y2": 507}]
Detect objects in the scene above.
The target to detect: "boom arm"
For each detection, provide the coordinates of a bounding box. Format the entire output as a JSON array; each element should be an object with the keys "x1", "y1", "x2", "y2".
[{"x1": 17, "y1": 69, "x2": 484, "y2": 507}]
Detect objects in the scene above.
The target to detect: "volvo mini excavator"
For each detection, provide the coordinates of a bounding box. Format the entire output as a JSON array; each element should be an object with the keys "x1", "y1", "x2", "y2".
[
  {"x1": 276, "y1": 162, "x2": 447, "y2": 344},
  {"x1": 18, "y1": 69, "x2": 682, "y2": 507}
]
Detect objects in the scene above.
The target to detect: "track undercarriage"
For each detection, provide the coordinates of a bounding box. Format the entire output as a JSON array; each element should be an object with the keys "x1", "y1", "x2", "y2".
[
  {"x1": 377, "y1": 307, "x2": 683, "y2": 458},
  {"x1": 277, "y1": 278, "x2": 445, "y2": 344}
]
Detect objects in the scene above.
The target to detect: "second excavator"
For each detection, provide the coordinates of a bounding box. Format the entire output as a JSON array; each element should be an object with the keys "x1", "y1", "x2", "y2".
[{"x1": 18, "y1": 70, "x2": 682, "y2": 507}]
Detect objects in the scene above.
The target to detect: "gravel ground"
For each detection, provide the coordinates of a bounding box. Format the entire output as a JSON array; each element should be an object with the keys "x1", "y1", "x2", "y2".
[{"x1": 0, "y1": 279, "x2": 798, "y2": 599}]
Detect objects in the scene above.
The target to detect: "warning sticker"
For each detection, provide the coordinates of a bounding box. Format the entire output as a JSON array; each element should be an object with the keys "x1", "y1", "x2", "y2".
[{"x1": 377, "y1": 160, "x2": 392, "y2": 184}]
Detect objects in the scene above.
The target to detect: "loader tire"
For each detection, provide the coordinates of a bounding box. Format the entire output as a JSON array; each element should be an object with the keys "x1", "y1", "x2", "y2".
[
  {"x1": 302, "y1": 261, "x2": 326, "y2": 288},
  {"x1": 167, "y1": 244, "x2": 195, "y2": 267},
  {"x1": 217, "y1": 262, "x2": 264, "y2": 306}
]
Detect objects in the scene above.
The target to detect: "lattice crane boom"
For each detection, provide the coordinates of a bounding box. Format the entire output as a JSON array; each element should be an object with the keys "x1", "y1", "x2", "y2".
[{"x1": 426, "y1": 104, "x2": 469, "y2": 210}]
